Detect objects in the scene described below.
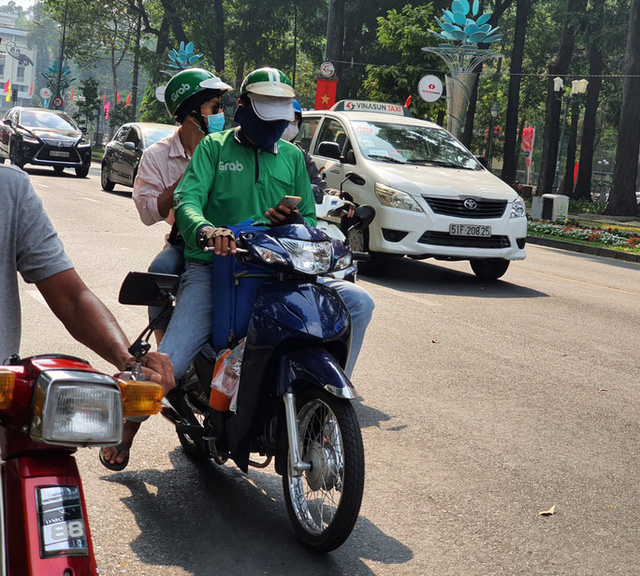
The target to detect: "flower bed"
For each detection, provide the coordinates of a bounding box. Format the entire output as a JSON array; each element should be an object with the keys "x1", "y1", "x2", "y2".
[{"x1": 528, "y1": 219, "x2": 640, "y2": 250}]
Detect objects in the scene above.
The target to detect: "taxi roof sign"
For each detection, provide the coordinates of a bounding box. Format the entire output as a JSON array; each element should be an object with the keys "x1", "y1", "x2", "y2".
[{"x1": 331, "y1": 100, "x2": 413, "y2": 117}]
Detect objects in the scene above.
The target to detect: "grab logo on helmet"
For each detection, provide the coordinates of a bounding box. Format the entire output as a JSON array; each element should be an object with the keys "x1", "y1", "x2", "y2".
[{"x1": 171, "y1": 83, "x2": 192, "y2": 103}]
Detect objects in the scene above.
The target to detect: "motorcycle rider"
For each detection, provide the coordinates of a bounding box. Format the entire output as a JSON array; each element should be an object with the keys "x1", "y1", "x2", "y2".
[
  {"x1": 117, "y1": 67, "x2": 374, "y2": 464},
  {"x1": 0, "y1": 163, "x2": 174, "y2": 389},
  {"x1": 133, "y1": 68, "x2": 232, "y2": 344}
]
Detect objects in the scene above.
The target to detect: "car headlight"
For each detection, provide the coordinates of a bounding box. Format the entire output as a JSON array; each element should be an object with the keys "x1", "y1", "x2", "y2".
[
  {"x1": 375, "y1": 183, "x2": 424, "y2": 212},
  {"x1": 30, "y1": 370, "x2": 123, "y2": 446},
  {"x1": 77, "y1": 136, "x2": 91, "y2": 147},
  {"x1": 510, "y1": 196, "x2": 527, "y2": 218},
  {"x1": 278, "y1": 238, "x2": 333, "y2": 274},
  {"x1": 17, "y1": 129, "x2": 39, "y2": 145}
]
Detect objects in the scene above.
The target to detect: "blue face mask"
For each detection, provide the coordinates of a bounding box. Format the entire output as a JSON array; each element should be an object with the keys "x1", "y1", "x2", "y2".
[
  {"x1": 234, "y1": 105, "x2": 288, "y2": 148},
  {"x1": 206, "y1": 111, "x2": 225, "y2": 134}
]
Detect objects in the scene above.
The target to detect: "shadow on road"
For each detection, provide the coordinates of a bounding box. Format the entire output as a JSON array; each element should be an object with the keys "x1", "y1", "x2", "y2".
[
  {"x1": 359, "y1": 255, "x2": 548, "y2": 300},
  {"x1": 102, "y1": 448, "x2": 412, "y2": 575}
]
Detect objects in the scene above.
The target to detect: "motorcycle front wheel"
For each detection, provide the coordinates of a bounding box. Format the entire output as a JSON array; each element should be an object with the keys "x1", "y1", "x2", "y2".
[{"x1": 283, "y1": 388, "x2": 365, "y2": 553}]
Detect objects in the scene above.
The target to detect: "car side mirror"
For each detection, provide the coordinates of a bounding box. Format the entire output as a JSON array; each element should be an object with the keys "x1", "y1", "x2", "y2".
[
  {"x1": 119, "y1": 272, "x2": 179, "y2": 306},
  {"x1": 318, "y1": 141, "x2": 341, "y2": 160},
  {"x1": 124, "y1": 142, "x2": 136, "y2": 150},
  {"x1": 344, "y1": 171, "x2": 366, "y2": 186}
]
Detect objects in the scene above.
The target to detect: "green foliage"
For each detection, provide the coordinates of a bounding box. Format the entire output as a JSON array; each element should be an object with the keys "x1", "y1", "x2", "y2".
[
  {"x1": 107, "y1": 101, "x2": 134, "y2": 130},
  {"x1": 362, "y1": 4, "x2": 447, "y2": 120},
  {"x1": 76, "y1": 77, "x2": 100, "y2": 126}
]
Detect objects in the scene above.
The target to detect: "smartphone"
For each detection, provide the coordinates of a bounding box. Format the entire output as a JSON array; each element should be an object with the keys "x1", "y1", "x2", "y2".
[{"x1": 278, "y1": 195, "x2": 302, "y2": 209}]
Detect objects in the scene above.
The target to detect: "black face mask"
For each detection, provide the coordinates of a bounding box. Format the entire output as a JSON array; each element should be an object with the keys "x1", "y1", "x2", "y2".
[{"x1": 234, "y1": 105, "x2": 289, "y2": 148}]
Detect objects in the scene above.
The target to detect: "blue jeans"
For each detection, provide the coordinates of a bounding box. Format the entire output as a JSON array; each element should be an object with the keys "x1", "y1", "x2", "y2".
[
  {"x1": 148, "y1": 244, "x2": 185, "y2": 330},
  {"x1": 159, "y1": 262, "x2": 374, "y2": 380}
]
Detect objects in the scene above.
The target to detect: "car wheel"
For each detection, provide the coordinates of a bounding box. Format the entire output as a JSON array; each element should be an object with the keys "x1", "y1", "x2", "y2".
[
  {"x1": 9, "y1": 143, "x2": 24, "y2": 169},
  {"x1": 101, "y1": 163, "x2": 115, "y2": 191},
  {"x1": 53, "y1": 166, "x2": 65, "y2": 174},
  {"x1": 470, "y1": 258, "x2": 510, "y2": 281},
  {"x1": 75, "y1": 164, "x2": 90, "y2": 178}
]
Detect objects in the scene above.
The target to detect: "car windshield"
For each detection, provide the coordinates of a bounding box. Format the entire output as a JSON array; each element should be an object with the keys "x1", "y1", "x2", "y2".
[
  {"x1": 142, "y1": 125, "x2": 178, "y2": 148},
  {"x1": 351, "y1": 120, "x2": 481, "y2": 170},
  {"x1": 20, "y1": 110, "x2": 78, "y2": 131}
]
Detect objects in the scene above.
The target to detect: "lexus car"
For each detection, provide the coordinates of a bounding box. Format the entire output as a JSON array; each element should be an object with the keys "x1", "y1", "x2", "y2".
[
  {"x1": 0, "y1": 107, "x2": 92, "y2": 177},
  {"x1": 101, "y1": 122, "x2": 178, "y2": 191},
  {"x1": 299, "y1": 100, "x2": 527, "y2": 280}
]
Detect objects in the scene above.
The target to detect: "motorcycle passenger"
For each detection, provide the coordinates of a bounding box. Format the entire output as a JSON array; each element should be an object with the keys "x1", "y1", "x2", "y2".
[
  {"x1": 0, "y1": 164, "x2": 174, "y2": 390},
  {"x1": 116, "y1": 67, "x2": 374, "y2": 465},
  {"x1": 133, "y1": 68, "x2": 232, "y2": 345}
]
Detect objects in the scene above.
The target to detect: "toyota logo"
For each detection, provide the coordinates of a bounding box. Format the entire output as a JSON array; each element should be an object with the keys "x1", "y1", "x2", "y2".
[{"x1": 464, "y1": 198, "x2": 478, "y2": 210}]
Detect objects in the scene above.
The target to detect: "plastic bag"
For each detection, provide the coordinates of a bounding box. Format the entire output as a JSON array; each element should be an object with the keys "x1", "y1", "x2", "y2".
[{"x1": 209, "y1": 338, "x2": 245, "y2": 413}]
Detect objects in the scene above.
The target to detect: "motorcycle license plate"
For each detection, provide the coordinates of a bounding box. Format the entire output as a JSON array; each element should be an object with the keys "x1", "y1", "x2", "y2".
[
  {"x1": 449, "y1": 224, "x2": 491, "y2": 237},
  {"x1": 50, "y1": 150, "x2": 70, "y2": 158},
  {"x1": 36, "y1": 486, "x2": 88, "y2": 556}
]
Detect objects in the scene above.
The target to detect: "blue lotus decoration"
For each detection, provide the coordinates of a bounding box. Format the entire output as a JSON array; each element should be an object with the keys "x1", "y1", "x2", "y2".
[
  {"x1": 166, "y1": 41, "x2": 206, "y2": 70},
  {"x1": 430, "y1": 0, "x2": 502, "y2": 45}
]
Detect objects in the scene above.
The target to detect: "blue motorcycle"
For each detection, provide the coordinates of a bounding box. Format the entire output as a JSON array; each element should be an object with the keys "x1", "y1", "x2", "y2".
[{"x1": 119, "y1": 205, "x2": 374, "y2": 553}]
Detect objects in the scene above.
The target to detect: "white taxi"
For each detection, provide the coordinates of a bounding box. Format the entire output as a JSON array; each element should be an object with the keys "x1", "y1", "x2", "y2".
[{"x1": 299, "y1": 100, "x2": 527, "y2": 280}]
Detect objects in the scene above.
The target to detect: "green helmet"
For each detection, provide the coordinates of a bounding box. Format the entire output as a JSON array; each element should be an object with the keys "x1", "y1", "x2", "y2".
[
  {"x1": 164, "y1": 68, "x2": 231, "y2": 117},
  {"x1": 240, "y1": 67, "x2": 295, "y2": 98}
]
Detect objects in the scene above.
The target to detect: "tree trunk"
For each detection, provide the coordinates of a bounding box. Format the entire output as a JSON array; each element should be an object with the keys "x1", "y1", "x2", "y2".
[
  {"x1": 536, "y1": 0, "x2": 586, "y2": 196},
  {"x1": 605, "y1": 0, "x2": 640, "y2": 215},
  {"x1": 327, "y1": 0, "x2": 345, "y2": 99},
  {"x1": 214, "y1": 0, "x2": 225, "y2": 73},
  {"x1": 501, "y1": 0, "x2": 531, "y2": 185},
  {"x1": 573, "y1": 0, "x2": 605, "y2": 201}
]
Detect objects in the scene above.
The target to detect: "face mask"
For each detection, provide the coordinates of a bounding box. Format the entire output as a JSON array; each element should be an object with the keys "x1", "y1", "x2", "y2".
[
  {"x1": 206, "y1": 111, "x2": 225, "y2": 134},
  {"x1": 234, "y1": 105, "x2": 289, "y2": 148},
  {"x1": 281, "y1": 122, "x2": 299, "y2": 143}
]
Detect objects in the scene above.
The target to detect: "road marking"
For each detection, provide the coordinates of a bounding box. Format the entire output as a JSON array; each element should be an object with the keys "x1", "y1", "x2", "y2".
[
  {"x1": 32, "y1": 182, "x2": 51, "y2": 188},
  {"x1": 81, "y1": 197, "x2": 100, "y2": 203}
]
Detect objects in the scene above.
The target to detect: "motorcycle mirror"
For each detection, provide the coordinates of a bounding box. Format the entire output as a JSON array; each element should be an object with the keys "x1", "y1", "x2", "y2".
[
  {"x1": 119, "y1": 271, "x2": 179, "y2": 306},
  {"x1": 339, "y1": 171, "x2": 366, "y2": 195},
  {"x1": 351, "y1": 205, "x2": 376, "y2": 231}
]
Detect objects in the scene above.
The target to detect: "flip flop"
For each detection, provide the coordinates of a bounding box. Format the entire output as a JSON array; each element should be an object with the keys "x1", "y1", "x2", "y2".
[{"x1": 99, "y1": 441, "x2": 132, "y2": 471}]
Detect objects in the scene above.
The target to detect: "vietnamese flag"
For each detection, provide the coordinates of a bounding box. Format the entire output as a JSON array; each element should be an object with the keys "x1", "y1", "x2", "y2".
[
  {"x1": 29, "y1": 82, "x2": 33, "y2": 97},
  {"x1": 116, "y1": 92, "x2": 121, "y2": 104},
  {"x1": 3, "y1": 79, "x2": 10, "y2": 93},
  {"x1": 314, "y1": 78, "x2": 337, "y2": 110},
  {"x1": 125, "y1": 92, "x2": 131, "y2": 106},
  {"x1": 70, "y1": 88, "x2": 74, "y2": 102},
  {"x1": 104, "y1": 101, "x2": 111, "y2": 120}
]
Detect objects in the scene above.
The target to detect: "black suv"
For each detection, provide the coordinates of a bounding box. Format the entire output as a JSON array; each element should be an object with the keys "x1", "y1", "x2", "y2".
[{"x1": 0, "y1": 107, "x2": 92, "y2": 177}]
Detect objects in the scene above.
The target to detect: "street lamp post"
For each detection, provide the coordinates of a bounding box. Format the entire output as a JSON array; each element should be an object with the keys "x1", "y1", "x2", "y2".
[
  {"x1": 562, "y1": 78, "x2": 589, "y2": 196},
  {"x1": 487, "y1": 102, "x2": 499, "y2": 173},
  {"x1": 552, "y1": 77, "x2": 588, "y2": 193}
]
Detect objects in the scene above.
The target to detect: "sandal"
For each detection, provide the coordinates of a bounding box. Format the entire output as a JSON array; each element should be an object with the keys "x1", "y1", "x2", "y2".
[{"x1": 99, "y1": 441, "x2": 132, "y2": 471}]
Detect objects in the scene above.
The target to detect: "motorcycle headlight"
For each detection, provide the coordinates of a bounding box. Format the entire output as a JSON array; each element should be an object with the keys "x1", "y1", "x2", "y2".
[
  {"x1": 254, "y1": 245, "x2": 288, "y2": 266},
  {"x1": 375, "y1": 183, "x2": 424, "y2": 213},
  {"x1": 278, "y1": 238, "x2": 333, "y2": 274},
  {"x1": 31, "y1": 370, "x2": 123, "y2": 446},
  {"x1": 510, "y1": 196, "x2": 527, "y2": 218}
]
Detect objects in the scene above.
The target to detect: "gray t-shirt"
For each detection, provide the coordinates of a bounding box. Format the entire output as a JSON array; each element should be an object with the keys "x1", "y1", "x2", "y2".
[{"x1": 1, "y1": 165, "x2": 73, "y2": 362}]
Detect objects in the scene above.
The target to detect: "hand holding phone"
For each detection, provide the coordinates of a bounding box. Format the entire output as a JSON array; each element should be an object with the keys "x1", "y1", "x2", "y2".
[
  {"x1": 265, "y1": 195, "x2": 302, "y2": 226},
  {"x1": 278, "y1": 195, "x2": 302, "y2": 209}
]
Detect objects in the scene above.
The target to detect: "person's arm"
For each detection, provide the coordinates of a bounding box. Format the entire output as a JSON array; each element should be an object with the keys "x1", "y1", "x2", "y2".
[
  {"x1": 36, "y1": 269, "x2": 174, "y2": 391},
  {"x1": 300, "y1": 147, "x2": 327, "y2": 191},
  {"x1": 133, "y1": 153, "x2": 179, "y2": 226}
]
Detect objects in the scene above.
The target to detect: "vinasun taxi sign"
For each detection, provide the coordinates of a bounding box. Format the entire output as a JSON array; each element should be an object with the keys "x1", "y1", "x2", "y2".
[{"x1": 331, "y1": 100, "x2": 412, "y2": 117}]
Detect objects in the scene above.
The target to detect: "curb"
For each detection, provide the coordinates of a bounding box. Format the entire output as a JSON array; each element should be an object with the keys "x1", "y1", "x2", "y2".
[{"x1": 527, "y1": 236, "x2": 640, "y2": 264}]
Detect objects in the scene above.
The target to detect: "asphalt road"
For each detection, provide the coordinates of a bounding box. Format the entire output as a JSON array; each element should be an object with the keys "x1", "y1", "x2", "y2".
[{"x1": 16, "y1": 165, "x2": 640, "y2": 576}]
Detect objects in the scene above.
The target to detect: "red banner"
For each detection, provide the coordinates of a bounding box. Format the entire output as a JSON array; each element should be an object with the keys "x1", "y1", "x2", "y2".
[
  {"x1": 125, "y1": 92, "x2": 131, "y2": 106},
  {"x1": 314, "y1": 78, "x2": 338, "y2": 110}
]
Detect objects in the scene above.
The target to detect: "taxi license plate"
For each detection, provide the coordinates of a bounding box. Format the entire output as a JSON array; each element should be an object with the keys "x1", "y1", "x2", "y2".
[
  {"x1": 449, "y1": 224, "x2": 491, "y2": 237},
  {"x1": 50, "y1": 150, "x2": 70, "y2": 158}
]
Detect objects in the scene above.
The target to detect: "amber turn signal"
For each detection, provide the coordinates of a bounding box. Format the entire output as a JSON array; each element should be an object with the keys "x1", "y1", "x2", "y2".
[
  {"x1": 118, "y1": 380, "x2": 163, "y2": 417},
  {"x1": 0, "y1": 370, "x2": 15, "y2": 411}
]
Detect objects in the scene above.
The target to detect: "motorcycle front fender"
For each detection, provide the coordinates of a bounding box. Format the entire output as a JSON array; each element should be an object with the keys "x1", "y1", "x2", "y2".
[{"x1": 278, "y1": 348, "x2": 357, "y2": 399}]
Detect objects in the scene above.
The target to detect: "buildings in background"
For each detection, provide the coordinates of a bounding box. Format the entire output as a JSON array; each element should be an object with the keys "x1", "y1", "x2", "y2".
[{"x1": 0, "y1": 13, "x2": 36, "y2": 113}]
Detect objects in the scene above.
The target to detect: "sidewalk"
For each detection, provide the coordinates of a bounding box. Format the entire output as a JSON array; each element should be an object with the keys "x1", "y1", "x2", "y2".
[{"x1": 527, "y1": 212, "x2": 640, "y2": 264}]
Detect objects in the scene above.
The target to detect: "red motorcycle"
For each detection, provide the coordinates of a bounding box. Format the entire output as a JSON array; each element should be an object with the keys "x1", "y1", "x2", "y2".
[{"x1": 0, "y1": 353, "x2": 163, "y2": 575}]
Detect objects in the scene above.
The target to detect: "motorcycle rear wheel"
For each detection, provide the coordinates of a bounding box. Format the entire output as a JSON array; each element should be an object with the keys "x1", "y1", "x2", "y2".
[{"x1": 283, "y1": 388, "x2": 365, "y2": 553}]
